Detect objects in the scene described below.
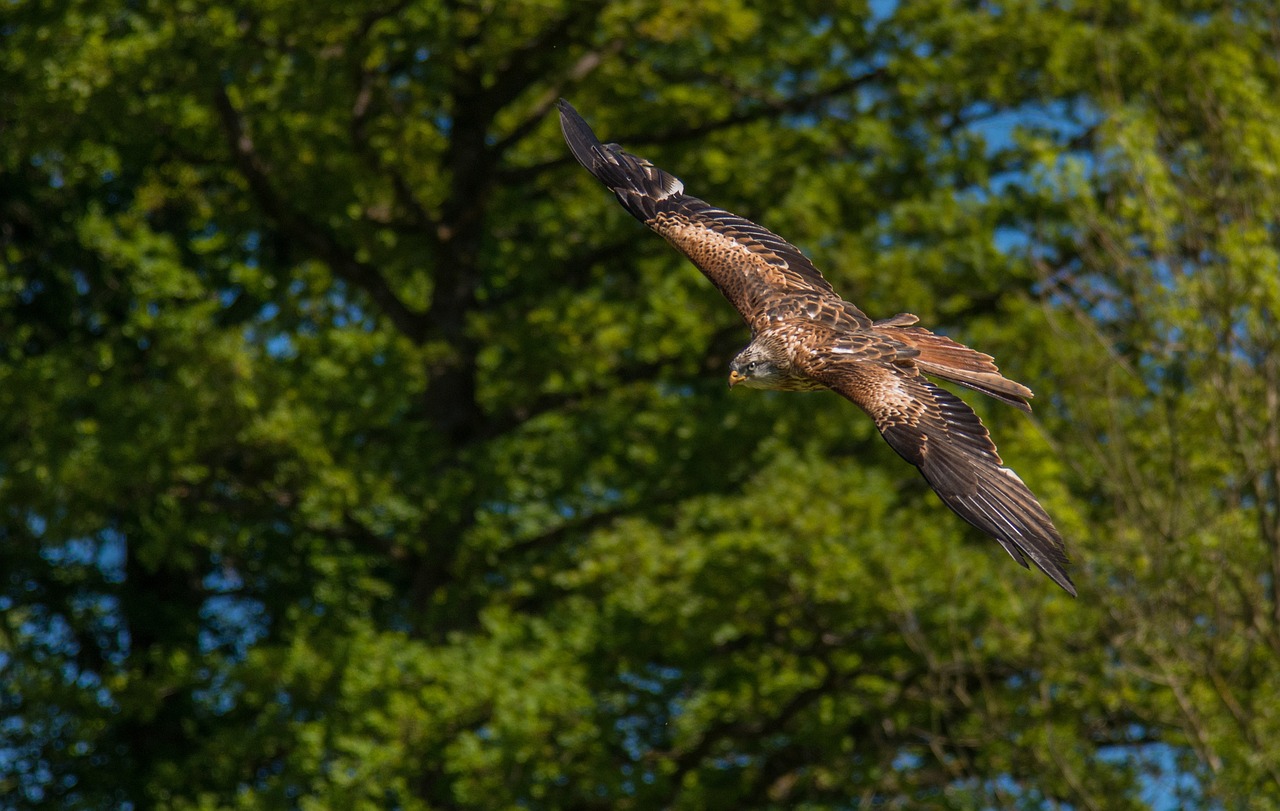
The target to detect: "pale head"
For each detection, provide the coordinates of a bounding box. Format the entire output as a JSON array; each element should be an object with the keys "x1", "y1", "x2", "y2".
[{"x1": 727, "y1": 337, "x2": 820, "y2": 391}]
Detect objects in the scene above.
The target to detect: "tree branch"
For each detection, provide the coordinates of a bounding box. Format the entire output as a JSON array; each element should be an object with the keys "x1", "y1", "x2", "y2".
[
  {"x1": 497, "y1": 68, "x2": 888, "y2": 184},
  {"x1": 212, "y1": 83, "x2": 431, "y2": 343},
  {"x1": 348, "y1": 28, "x2": 440, "y2": 239},
  {"x1": 488, "y1": 41, "x2": 626, "y2": 159}
]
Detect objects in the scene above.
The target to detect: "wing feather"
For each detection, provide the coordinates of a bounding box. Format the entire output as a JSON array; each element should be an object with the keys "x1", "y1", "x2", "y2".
[
  {"x1": 559, "y1": 100, "x2": 868, "y2": 330},
  {"x1": 815, "y1": 361, "x2": 1076, "y2": 595}
]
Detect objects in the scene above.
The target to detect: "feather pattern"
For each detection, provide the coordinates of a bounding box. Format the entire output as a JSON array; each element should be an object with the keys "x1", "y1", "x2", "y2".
[
  {"x1": 560, "y1": 100, "x2": 1076, "y2": 595},
  {"x1": 812, "y1": 360, "x2": 1075, "y2": 595},
  {"x1": 559, "y1": 100, "x2": 869, "y2": 333},
  {"x1": 887, "y1": 326, "x2": 1034, "y2": 411}
]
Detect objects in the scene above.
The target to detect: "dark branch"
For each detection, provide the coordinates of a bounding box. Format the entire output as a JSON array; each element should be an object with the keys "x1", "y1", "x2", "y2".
[
  {"x1": 643, "y1": 70, "x2": 887, "y2": 145},
  {"x1": 346, "y1": 9, "x2": 443, "y2": 242},
  {"x1": 489, "y1": 41, "x2": 625, "y2": 159},
  {"x1": 498, "y1": 68, "x2": 888, "y2": 184},
  {"x1": 212, "y1": 83, "x2": 431, "y2": 343}
]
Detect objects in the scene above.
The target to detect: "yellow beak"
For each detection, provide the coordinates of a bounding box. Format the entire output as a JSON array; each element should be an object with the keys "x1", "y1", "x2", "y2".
[{"x1": 728, "y1": 370, "x2": 747, "y2": 388}]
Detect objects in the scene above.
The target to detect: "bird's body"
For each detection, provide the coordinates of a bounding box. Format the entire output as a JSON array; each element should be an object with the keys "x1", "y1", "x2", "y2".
[{"x1": 558, "y1": 100, "x2": 1076, "y2": 596}]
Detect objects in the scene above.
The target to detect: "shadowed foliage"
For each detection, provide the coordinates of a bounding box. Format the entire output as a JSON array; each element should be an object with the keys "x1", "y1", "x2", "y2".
[{"x1": 1, "y1": 1, "x2": 1278, "y2": 809}]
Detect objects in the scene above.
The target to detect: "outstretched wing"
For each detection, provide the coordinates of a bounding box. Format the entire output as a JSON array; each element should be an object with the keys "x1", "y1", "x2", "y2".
[
  {"x1": 558, "y1": 100, "x2": 869, "y2": 331},
  {"x1": 811, "y1": 351, "x2": 1075, "y2": 595}
]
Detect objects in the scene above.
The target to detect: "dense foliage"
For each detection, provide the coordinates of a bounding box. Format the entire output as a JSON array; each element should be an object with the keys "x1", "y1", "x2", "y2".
[{"x1": 2, "y1": 1, "x2": 1278, "y2": 808}]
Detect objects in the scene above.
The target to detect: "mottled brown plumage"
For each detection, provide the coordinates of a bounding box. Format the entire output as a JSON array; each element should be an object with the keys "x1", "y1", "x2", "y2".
[{"x1": 558, "y1": 100, "x2": 1075, "y2": 596}]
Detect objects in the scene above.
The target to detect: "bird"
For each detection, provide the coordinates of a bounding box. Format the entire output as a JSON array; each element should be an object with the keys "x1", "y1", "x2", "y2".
[{"x1": 557, "y1": 100, "x2": 1075, "y2": 596}]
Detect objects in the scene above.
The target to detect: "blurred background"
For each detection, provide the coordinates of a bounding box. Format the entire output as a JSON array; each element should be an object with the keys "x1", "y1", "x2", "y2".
[{"x1": 2, "y1": 0, "x2": 1278, "y2": 808}]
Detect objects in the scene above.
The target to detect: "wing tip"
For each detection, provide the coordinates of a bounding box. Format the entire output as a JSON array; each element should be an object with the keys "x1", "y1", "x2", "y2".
[
  {"x1": 1039, "y1": 560, "x2": 1078, "y2": 596},
  {"x1": 557, "y1": 100, "x2": 686, "y2": 214},
  {"x1": 557, "y1": 98, "x2": 602, "y2": 170},
  {"x1": 986, "y1": 523, "x2": 1077, "y2": 595},
  {"x1": 957, "y1": 495, "x2": 1077, "y2": 596}
]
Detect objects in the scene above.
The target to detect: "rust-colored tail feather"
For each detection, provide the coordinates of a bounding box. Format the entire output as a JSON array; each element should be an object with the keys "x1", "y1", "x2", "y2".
[{"x1": 885, "y1": 325, "x2": 1034, "y2": 412}]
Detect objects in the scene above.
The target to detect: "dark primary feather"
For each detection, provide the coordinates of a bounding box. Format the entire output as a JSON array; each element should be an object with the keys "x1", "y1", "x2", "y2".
[
  {"x1": 558, "y1": 101, "x2": 687, "y2": 218},
  {"x1": 817, "y1": 361, "x2": 1076, "y2": 596},
  {"x1": 558, "y1": 99, "x2": 868, "y2": 331}
]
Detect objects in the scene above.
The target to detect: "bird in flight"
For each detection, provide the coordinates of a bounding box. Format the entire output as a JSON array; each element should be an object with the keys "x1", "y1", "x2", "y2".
[{"x1": 557, "y1": 100, "x2": 1075, "y2": 596}]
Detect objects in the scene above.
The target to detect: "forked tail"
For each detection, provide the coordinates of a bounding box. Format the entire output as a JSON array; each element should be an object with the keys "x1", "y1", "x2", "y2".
[{"x1": 879, "y1": 318, "x2": 1034, "y2": 412}]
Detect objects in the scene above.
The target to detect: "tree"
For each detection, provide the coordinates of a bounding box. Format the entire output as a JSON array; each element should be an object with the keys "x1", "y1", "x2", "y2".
[
  {"x1": 1030, "y1": 5, "x2": 1280, "y2": 804},
  {"x1": 1, "y1": 0, "x2": 1276, "y2": 808}
]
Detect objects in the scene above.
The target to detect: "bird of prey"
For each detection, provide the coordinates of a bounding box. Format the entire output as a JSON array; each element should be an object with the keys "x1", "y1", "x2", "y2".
[{"x1": 557, "y1": 100, "x2": 1075, "y2": 596}]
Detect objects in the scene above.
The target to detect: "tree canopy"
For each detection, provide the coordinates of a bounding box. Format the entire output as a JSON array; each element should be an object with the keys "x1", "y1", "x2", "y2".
[{"x1": 2, "y1": 0, "x2": 1279, "y2": 808}]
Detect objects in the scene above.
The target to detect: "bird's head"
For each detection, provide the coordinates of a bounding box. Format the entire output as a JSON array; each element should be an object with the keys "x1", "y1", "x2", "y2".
[{"x1": 728, "y1": 341, "x2": 792, "y2": 390}]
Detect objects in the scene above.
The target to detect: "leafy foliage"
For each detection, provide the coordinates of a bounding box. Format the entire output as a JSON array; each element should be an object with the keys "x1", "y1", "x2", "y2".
[{"x1": 1, "y1": 0, "x2": 1277, "y2": 808}]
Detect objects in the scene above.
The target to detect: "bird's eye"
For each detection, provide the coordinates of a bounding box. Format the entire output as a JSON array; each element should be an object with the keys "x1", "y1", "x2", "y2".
[{"x1": 747, "y1": 361, "x2": 757, "y2": 372}]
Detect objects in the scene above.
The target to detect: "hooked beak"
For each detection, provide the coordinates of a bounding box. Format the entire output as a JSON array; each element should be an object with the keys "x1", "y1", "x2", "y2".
[{"x1": 728, "y1": 370, "x2": 747, "y2": 388}]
